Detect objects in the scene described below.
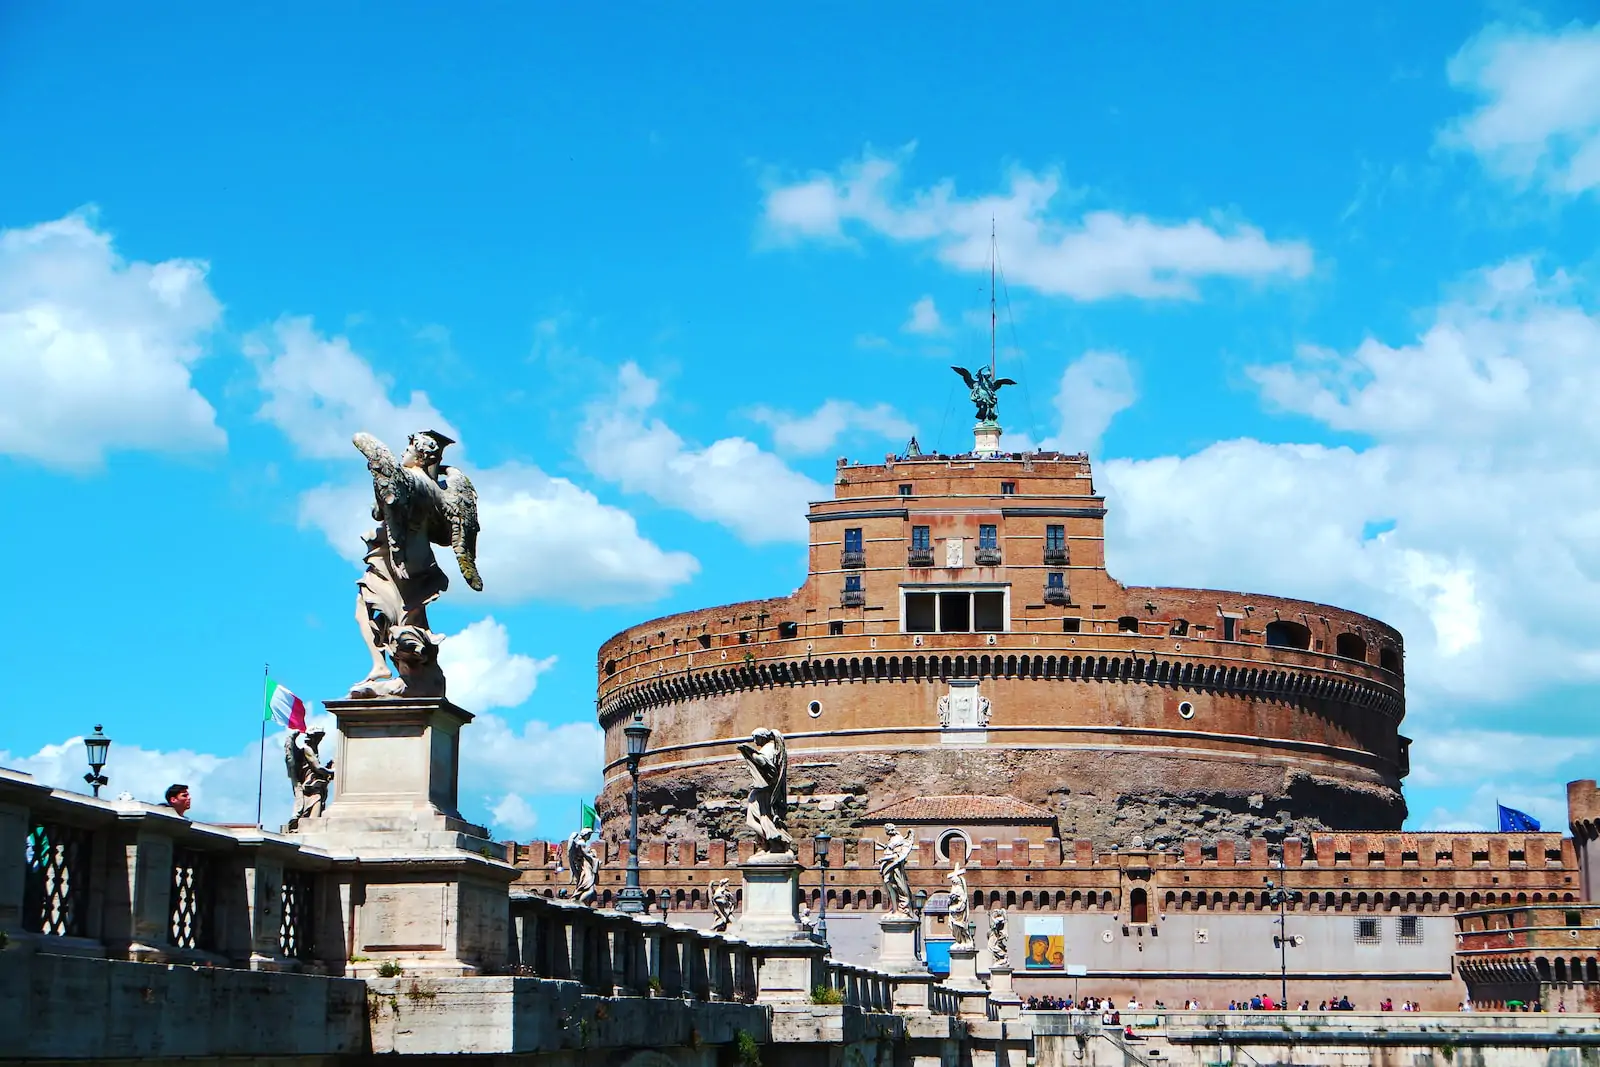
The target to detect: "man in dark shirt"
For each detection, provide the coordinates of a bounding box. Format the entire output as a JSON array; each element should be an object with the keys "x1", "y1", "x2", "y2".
[{"x1": 164, "y1": 783, "x2": 191, "y2": 818}]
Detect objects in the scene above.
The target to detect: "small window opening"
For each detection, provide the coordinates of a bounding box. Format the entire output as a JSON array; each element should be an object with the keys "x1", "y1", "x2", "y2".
[
  {"x1": 1000, "y1": 481, "x2": 1016, "y2": 495},
  {"x1": 1045, "y1": 525, "x2": 1066, "y2": 552},
  {"x1": 828, "y1": 620, "x2": 844, "y2": 636},
  {"x1": 1398, "y1": 915, "x2": 1422, "y2": 943},
  {"x1": 978, "y1": 524, "x2": 998, "y2": 549},
  {"x1": 739, "y1": 632, "x2": 750, "y2": 644},
  {"x1": 1380, "y1": 645, "x2": 1402, "y2": 673},
  {"x1": 911, "y1": 525, "x2": 931, "y2": 551},
  {"x1": 1471, "y1": 850, "x2": 1489, "y2": 864},
  {"x1": 1401, "y1": 850, "x2": 1419, "y2": 863},
  {"x1": 1509, "y1": 850, "x2": 1526, "y2": 863},
  {"x1": 1335, "y1": 632, "x2": 1368, "y2": 661},
  {"x1": 604, "y1": 659, "x2": 617, "y2": 675},
  {"x1": 1117, "y1": 616, "x2": 1139, "y2": 633},
  {"x1": 778, "y1": 621, "x2": 798, "y2": 639},
  {"x1": 1170, "y1": 618, "x2": 1188, "y2": 636},
  {"x1": 1222, "y1": 616, "x2": 1237, "y2": 642},
  {"x1": 898, "y1": 484, "x2": 913, "y2": 497},
  {"x1": 844, "y1": 575, "x2": 863, "y2": 592},
  {"x1": 1130, "y1": 887, "x2": 1149, "y2": 925},
  {"x1": 1047, "y1": 572, "x2": 1065, "y2": 589},
  {"x1": 1063, "y1": 617, "x2": 1081, "y2": 633},
  {"x1": 1567, "y1": 911, "x2": 1583, "y2": 927},
  {"x1": 843, "y1": 528, "x2": 863, "y2": 553},
  {"x1": 697, "y1": 634, "x2": 711, "y2": 650},
  {"x1": 1355, "y1": 917, "x2": 1379, "y2": 943},
  {"x1": 1264, "y1": 620, "x2": 1313, "y2": 650}
]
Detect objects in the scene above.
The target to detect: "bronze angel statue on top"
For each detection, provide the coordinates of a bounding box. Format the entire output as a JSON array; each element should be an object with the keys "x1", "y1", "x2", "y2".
[
  {"x1": 951, "y1": 365, "x2": 1016, "y2": 424},
  {"x1": 348, "y1": 429, "x2": 482, "y2": 700}
]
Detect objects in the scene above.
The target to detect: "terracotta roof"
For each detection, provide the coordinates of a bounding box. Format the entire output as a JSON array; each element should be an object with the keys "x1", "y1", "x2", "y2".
[{"x1": 861, "y1": 794, "x2": 1057, "y2": 823}]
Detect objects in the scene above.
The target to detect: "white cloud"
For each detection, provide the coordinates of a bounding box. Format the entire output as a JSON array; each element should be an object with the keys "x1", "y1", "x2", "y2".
[
  {"x1": 1408, "y1": 730, "x2": 1600, "y2": 788},
  {"x1": 1102, "y1": 259, "x2": 1600, "y2": 709},
  {"x1": 749, "y1": 399, "x2": 916, "y2": 456},
  {"x1": 1044, "y1": 350, "x2": 1137, "y2": 455},
  {"x1": 1444, "y1": 21, "x2": 1600, "y2": 195},
  {"x1": 438, "y1": 616, "x2": 557, "y2": 712},
  {"x1": 762, "y1": 148, "x2": 1313, "y2": 300},
  {"x1": 0, "y1": 212, "x2": 225, "y2": 469},
  {"x1": 463, "y1": 717, "x2": 604, "y2": 815},
  {"x1": 248, "y1": 316, "x2": 456, "y2": 461},
  {"x1": 489, "y1": 793, "x2": 539, "y2": 835},
  {"x1": 903, "y1": 295, "x2": 945, "y2": 335},
  {"x1": 263, "y1": 319, "x2": 700, "y2": 607},
  {"x1": 580, "y1": 363, "x2": 827, "y2": 543}
]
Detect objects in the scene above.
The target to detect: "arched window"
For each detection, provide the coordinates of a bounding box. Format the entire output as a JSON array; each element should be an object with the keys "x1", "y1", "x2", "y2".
[
  {"x1": 1335, "y1": 633, "x2": 1367, "y2": 661},
  {"x1": 1117, "y1": 616, "x2": 1139, "y2": 633},
  {"x1": 1130, "y1": 887, "x2": 1149, "y2": 924},
  {"x1": 1380, "y1": 645, "x2": 1402, "y2": 673},
  {"x1": 1265, "y1": 620, "x2": 1312, "y2": 650}
]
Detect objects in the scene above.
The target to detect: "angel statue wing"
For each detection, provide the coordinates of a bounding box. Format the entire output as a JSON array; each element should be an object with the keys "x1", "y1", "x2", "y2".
[
  {"x1": 440, "y1": 465, "x2": 483, "y2": 592},
  {"x1": 565, "y1": 831, "x2": 585, "y2": 875},
  {"x1": 951, "y1": 366, "x2": 976, "y2": 388},
  {"x1": 994, "y1": 377, "x2": 1018, "y2": 388}
]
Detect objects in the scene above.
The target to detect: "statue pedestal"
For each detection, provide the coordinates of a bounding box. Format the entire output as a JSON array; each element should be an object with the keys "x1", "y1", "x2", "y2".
[
  {"x1": 734, "y1": 852, "x2": 825, "y2": 1003},
  {"x1": 973, "y1": 420, "x2": 1003, "y2": 457},
  {"x1": 879, "y1": 913, "x2": 937, "y2": 1012},
  {"x1": 944, "y1": 944, "x2": 991, "y2": 1020},
  {"x1": 988, "y1": 963, "x2": 1022, "y2": 1019},
  {"x1": 290, "y1": 695, "x2": 516, "y2": 976}
]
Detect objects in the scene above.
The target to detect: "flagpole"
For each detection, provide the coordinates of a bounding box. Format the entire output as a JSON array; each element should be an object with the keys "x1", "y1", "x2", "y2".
[{"x1": 256, "y1": 663, "x2": 269, "y2": 829}]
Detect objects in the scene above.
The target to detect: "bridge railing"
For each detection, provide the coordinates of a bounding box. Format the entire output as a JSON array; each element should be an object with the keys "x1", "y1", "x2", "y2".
[
  {"x1": 1, "y1": 768, "x2": 344, "y2": 971},
  {"x1": 508, "y1": 894, "x2": 758, "y2": 1001},
  {"x1": 821, "y1": 958, "x2": 894, "y2": 1011}
]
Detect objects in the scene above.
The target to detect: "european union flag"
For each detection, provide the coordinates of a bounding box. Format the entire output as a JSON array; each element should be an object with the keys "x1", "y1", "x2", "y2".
[{"x1": 1498, "y1": 804, "x2": 1541, "y2": 832}]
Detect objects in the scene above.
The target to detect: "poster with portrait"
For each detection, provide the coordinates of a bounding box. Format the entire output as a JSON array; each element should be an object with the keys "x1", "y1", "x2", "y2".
[{"x1": 1022, "y1": 915, "x2": 1065, "y2": 970}]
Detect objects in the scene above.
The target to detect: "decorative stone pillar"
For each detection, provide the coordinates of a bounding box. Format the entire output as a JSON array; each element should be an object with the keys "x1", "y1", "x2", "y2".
[
  {"x1": 944, "y1": 943, "x2": 991, "y2": 1020},
  {"x1": 733, "y1": 851, "x2": 826, "y2": 1003},
  {"x1": 973, "y1": 421, "x2": 1003, "y2": 456},
  {"x1": 879, "y1": 913, "x2": 937, "y2": 1011},
  {"x1": 988, "y1": 963, "x2": 1022, "y2": 1019},
  {"x1": 290, "y1": 695, "x2": 518, "y2": 976}
]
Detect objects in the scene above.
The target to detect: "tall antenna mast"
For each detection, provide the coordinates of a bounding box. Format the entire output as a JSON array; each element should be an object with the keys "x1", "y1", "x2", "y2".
[{"x1": 989, "y1": 217, "x2": 997, "y2": 376}]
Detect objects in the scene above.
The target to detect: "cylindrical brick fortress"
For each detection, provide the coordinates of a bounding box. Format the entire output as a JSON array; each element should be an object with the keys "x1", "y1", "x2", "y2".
[{"x1": 596, "y1": 451, "x2": 1407, "y2": 849}]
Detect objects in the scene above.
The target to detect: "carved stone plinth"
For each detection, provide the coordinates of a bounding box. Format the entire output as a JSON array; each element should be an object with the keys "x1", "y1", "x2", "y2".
[
  {"x1": 879, "y1": 914, "x2": 938, "y2": 1012},
  {"x1": 988, "y1": 963, "x2": 1022, "y2": 1019},
  {"x1": 290, "y1": 695, "x2": 517, "y2": 976},
  {"x1": 973, "y1": 420, "x2": 1002, "y2": 456},
  {"x1": 944, "y1": 943, "x2": 991, "y2": 1020},
  {"x1": 732, "y1": 852, "x2": 825, "y2": 1003}
]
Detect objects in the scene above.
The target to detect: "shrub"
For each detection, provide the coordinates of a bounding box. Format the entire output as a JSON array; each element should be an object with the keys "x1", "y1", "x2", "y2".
[
  {"x1": 811, "y1": 984, "x2": 846, "y2": 1005},
  {"x1": 376, "y1": 959, "x2": 403, "y2": 978}
]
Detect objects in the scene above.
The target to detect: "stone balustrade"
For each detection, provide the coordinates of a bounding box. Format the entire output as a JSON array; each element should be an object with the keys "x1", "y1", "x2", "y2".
[{"x1": 0, "y1": 768, "x2": 345, "y2": 971}]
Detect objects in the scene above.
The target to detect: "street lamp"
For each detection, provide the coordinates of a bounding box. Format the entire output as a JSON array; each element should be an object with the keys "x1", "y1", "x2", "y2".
[
  {"x1": 1264, "y1": 841, "x2": 1304, "y2": 1008},
  {"x1": 616, "y1": 710, "x2": 652, "y2": 914},
  {"x1": 83, "y1": 725, "x2": 111, "y2": 798},
  {"x1": 813, "y1": 830, "x2": 832, "y2": 944},
  {"x1": 911, "y1": 888, "x2": 930, "y2": 961}
]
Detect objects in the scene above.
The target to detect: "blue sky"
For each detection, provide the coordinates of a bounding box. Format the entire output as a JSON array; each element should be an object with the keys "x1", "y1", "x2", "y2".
[{"x1": 3, "y1": 3, "x2": 1600, "y2": 839}]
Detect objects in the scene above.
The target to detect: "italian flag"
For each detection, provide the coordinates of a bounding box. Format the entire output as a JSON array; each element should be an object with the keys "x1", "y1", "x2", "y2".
[{"x1": 264, "y1": 678, "x2": 308, "y2": 732}]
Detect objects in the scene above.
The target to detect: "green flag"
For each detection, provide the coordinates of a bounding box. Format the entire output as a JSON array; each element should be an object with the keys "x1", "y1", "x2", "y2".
[{"x1": 580, "y1": 801, "x2": 598, "y2": 831}]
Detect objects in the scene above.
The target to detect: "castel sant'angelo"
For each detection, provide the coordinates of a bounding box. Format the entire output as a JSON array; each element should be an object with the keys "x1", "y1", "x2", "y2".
[
  {"x1": 506, "y1": 369, "x2": 1600, "y2": 1011},
  {"x1": 594, "y1": 382, "x2": 1406, "y2": 852}
]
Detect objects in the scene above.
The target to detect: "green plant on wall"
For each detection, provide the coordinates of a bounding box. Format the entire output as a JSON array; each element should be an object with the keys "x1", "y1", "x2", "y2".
[
  {"x1": 735, "y1": 1028, "x2": 762, "y2": 1067},
  {"x1": 811, "y1": 985, "x2": 845, "y2": 1005}
]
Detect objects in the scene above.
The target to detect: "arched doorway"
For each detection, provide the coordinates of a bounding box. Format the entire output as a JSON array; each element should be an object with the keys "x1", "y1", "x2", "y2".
[{"x1": 1130, "y1": 887, "x2": 1149, "y2": 924}]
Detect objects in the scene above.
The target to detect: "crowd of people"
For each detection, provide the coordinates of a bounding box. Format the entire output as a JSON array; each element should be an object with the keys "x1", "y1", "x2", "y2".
[{"x1": 1019, "y1": 992, "x2": 1523, "y2": 1013}]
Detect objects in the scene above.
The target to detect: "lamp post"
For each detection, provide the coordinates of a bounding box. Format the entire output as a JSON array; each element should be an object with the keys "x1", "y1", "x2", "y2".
[
  {"x1": 1264, "y1": 842, "x2": 1303, "y2": 1008},
  {"x1": 911, "y1": 887, "x2": 930, "y2": 961},
  {"x1": 83, "y1": 725, "x2": 111, "y2": 798},
  {"x1": 616, "y1": 711, "x2": 652, "y2": 914},
  {"x1": 813, "y1": 830, "x2": 832, "y2": 944}
]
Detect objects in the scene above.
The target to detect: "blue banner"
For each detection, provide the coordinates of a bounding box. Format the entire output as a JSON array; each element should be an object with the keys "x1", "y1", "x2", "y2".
[{"x1": 1498, "y1": 803, "x2": 1541, "y2": 832}]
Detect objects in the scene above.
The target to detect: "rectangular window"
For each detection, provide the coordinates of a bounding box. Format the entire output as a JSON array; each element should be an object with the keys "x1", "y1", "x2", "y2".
[
  {"x1": 938, "y1": 591, "x2": 970, "y2": 632},
  {"x1": 1045, "y1": 525, "x2": 1065, "y2": 551},
  {"x1": 828, "y1": 620, "x2": 844, "y2": 636},
  {"x1": 1063, "y1": 617, "x2": 1081, "y2": 633},
  {"x1": 1222, "y1": 616, "x2": 1237, "y2": 642},
  {"x1": 1397, "y1": 915, "x2": 1422, "y2": 943},
  {"x1": 1000, "y1": 481, "x2": 1017, "y2": 495},
  {"x1": 898, "y1": 484, "x2": 913, "y2": 497},
  {"x1": 973, "y1": 592, "x2": 1005, "y2": 632},
  {"x1": 844, "y1": 528, "x2": 863, "y2": 553},
  {"x1": 697, "y1": 634, "x2": 712, "y2": 649},
  {"x1": 778, "y1": 621, "x2": 798, "y2": 639},
  {"x1": 844, "y1": 574, "x2": 862, "y2": 592},
  {"x1": 978, "y1": 524, "x2": 997, "y2": 549},
  {"x1": 905, "y1": 592, "x2": 937, "y2": 632},
  {"x1": 1047, "y1": 572, "x2": 1065, "y2": 589},
  {"x1": 1355, "y1": 917, "x2": 1380, "y2": 943},
  {"x1": 1567, "y1": 911, "x2": 1583, "y2": 927},
  {"x1": 912, "y1": 526, "x2": 930, "y2": 551}
]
